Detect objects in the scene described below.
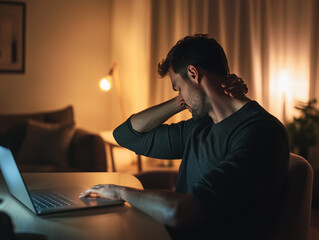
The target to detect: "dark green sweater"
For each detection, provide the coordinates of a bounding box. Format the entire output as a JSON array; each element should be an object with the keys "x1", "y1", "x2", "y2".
[{"x1": 113, "y1": 101, "x2": 289, "y2": 239}]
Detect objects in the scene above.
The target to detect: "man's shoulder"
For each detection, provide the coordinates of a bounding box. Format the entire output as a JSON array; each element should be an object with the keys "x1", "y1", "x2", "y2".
[
  {"x1": 213, "y1": 101, "x2": 284, "y2": 138},
  {"x1": 223, "y1": 101, "x2": 287, "y2": 145},
  {"x1": 229, "y1": 117, "x2": 288, "y2": 152},
  {"x1": 247, "y1": 105, "x2": 286, "y2": 135}
]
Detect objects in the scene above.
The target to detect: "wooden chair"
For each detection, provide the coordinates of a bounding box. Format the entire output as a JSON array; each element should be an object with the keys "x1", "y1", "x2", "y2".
[
  {"x1": 135, "y1": 170, "x2": 178, "y2": 191},
  {"x1": 271, "y1": 153, "x2": 313, "y2": 240}
]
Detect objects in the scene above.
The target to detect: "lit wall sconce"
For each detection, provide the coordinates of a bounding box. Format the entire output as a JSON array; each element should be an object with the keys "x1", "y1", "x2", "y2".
[
  {"x1": 99, "y1": 77, "x2": 112, "y2": 91},
  {"x1": 99, "y1": 63, "x2": 116, "y2": 92},
  {"x1": 99, "y1": 62, "x2": 125, "y2": 121}
]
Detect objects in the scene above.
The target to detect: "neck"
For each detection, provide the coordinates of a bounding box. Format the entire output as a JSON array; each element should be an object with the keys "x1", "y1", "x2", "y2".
[
  {"x1": 200, "y1": 72, "x2": 250, "y2": 123},
  {"x1": 208, "y1": 95, "x2": 250, "y2": 123}
]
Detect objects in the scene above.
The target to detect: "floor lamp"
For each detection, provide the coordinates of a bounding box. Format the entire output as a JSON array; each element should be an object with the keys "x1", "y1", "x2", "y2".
[
  {"x1": 99, "y1": 62, "x2": 125, "y2": 121},
  {"x1": 99, "y1": 63, "x2": 143, "y2": 172}
]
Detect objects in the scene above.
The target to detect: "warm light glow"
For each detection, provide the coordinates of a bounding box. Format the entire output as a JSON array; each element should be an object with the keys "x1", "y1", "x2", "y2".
[
  {"x1": 269, "y1": 65, "x2": 311, "y2": 123},
  {"x1": 279, "y1": 69, "x2": 289, "y2": 93},
  {"x1": 99, "y1": 77, "x2": 112, "y2": 91}
]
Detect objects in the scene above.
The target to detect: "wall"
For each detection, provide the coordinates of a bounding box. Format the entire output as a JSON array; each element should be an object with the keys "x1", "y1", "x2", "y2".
[
  {"x1": 0, "y1": 0, "x2": 145, "y2": 131},
  {"x1": 1, "y1": 0, "x2": 319, "y2": 167}
]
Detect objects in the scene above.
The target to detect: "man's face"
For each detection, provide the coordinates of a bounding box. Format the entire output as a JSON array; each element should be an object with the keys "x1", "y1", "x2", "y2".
[{"x1": 169, "y1": 68, "x2": 211, "y2": 119}]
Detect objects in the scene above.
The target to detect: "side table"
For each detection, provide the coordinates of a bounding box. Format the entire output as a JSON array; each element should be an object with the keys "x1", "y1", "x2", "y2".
[{"x1": 100, "y1": 130, "x2": 142, "y2": 172}]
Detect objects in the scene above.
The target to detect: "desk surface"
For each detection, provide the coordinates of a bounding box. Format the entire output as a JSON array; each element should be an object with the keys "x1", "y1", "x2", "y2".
[{"x1": 0, "y1": 172, "x2": 170, "y2": 240}]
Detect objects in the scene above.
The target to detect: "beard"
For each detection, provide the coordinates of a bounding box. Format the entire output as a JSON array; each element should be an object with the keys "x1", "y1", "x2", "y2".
[{"x1": 188, "y1": 82, "x2": 211, "y2": 120}]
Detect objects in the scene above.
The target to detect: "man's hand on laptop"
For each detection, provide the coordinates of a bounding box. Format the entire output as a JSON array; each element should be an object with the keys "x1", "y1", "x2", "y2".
[{"x1": 79, "y1": 184, "x2": 125, "y2": 200}]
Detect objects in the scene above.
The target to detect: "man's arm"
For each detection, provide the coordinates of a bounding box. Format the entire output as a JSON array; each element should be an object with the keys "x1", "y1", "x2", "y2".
[
  {"x1": 80, "y1": 185, "x2": 206, "y2": 228},
  {"x1": 130, "y1": 95, "x2": 185, "y2": 133},
  {"x1": 113, "y1": 93, "x2": 190, "y2": 159},
  {"x1": 131, "y1": 73, "x2": 248, "y2": 133}
]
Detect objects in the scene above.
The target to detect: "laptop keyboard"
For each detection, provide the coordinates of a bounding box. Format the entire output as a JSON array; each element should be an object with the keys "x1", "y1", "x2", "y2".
[{"x1": 30, "y1": 191, "x2": 76, "y2": 209}]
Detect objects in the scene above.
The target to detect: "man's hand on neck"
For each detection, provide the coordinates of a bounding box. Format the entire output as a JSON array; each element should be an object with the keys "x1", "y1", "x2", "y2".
[{"x1": 200, "y1": 71, "x2": 250, "y2": 123}]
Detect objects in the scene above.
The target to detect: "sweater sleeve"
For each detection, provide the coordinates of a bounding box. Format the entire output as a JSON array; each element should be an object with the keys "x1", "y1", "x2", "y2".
[{"x1": 113, "y1": 116, "x2": 194, "y2": 159}]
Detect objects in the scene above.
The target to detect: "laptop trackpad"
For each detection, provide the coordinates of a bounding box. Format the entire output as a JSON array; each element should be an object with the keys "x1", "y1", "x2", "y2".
[{"x1": 79, "y1": 197, "x2": 122, "y2": 206}]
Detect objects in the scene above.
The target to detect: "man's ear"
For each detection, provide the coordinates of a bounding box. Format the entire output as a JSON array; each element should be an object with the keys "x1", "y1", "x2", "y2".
[{"x1": 187, "y1": 65, "x2": 200, "y2": 84}]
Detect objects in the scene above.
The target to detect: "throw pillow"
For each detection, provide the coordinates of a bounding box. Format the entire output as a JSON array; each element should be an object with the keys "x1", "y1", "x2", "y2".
[{"x1": 18, "y1": 119, "x2": 75, "y2": 168}]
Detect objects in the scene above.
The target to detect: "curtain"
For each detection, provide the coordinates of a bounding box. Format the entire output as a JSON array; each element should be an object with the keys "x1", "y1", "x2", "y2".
[
  {"x1": 110, "y1": 0, "x2": 319, "y2": 164},
  {"x1": 148, "y1": 0, "x2": 319, "y2": 123}
]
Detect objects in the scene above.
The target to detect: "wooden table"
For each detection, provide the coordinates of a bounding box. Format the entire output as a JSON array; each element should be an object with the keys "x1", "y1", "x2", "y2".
[
  {"x1": 0, "y1": 172, "x2": 170, "y2": 240},
  {"x1": 100, "y1": 130, "x2": 142, "y2": 172}
]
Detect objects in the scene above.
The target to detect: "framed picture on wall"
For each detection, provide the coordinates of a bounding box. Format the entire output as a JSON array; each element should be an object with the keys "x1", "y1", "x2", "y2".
[{"x1": 0, "y1": 2, "x2": 26, "y2": 73}]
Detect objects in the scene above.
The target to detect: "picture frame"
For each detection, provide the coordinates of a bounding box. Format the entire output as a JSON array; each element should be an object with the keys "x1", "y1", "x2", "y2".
[{"x1": 0, "y1": 1, "x2": 26, "y2": 73}]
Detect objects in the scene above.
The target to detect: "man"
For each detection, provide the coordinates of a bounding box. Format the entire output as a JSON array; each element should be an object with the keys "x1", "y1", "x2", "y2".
[{"x1": 81, "y1": 34, "x2": 289, "y2": 239}]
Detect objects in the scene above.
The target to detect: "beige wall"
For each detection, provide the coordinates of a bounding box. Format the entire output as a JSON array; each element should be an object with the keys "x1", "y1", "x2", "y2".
[{"x1": 0, "y1": 0, "x2": 151, "y2": 133}]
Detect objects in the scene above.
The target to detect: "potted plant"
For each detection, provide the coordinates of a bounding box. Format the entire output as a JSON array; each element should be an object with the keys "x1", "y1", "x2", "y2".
[{"x1": 286, "y1": 99, "x2": 319, "y2": 160}]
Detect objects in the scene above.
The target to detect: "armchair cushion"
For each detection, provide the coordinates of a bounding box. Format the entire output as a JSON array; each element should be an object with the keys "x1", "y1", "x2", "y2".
[
  {"x1": 0, "y1": 106, "x2": 73, "y2": 154},
  {"x1": 18, "y1": 119, "x2": 75, "y2": 168},
  {"x1": 70, "y1": 128, "x2": 107, "y2": 172}
]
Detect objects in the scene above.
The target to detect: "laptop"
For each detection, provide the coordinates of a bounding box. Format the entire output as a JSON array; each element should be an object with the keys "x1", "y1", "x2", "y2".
[{"x1": 0, "y1": 146, "x2": 124, "y2": 215}]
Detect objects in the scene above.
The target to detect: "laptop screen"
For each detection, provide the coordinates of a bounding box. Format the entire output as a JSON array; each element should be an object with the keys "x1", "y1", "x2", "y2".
[{"x1": 0, "y1": 146, "x2": 36, "y2": 212}]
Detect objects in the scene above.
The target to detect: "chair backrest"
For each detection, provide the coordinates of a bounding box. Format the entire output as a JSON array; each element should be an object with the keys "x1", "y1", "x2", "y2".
[
  {"x1": 134, "y1": 170, "x2": 178, "y2": 190},
  {"x1": 271, "y1": 153, "x2": 313, "y2": 240}
]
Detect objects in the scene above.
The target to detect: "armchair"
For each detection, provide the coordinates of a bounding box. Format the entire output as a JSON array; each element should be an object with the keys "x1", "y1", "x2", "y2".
[{"x1": 0, "y1": 106, "x2": 107, "y2": 172}]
